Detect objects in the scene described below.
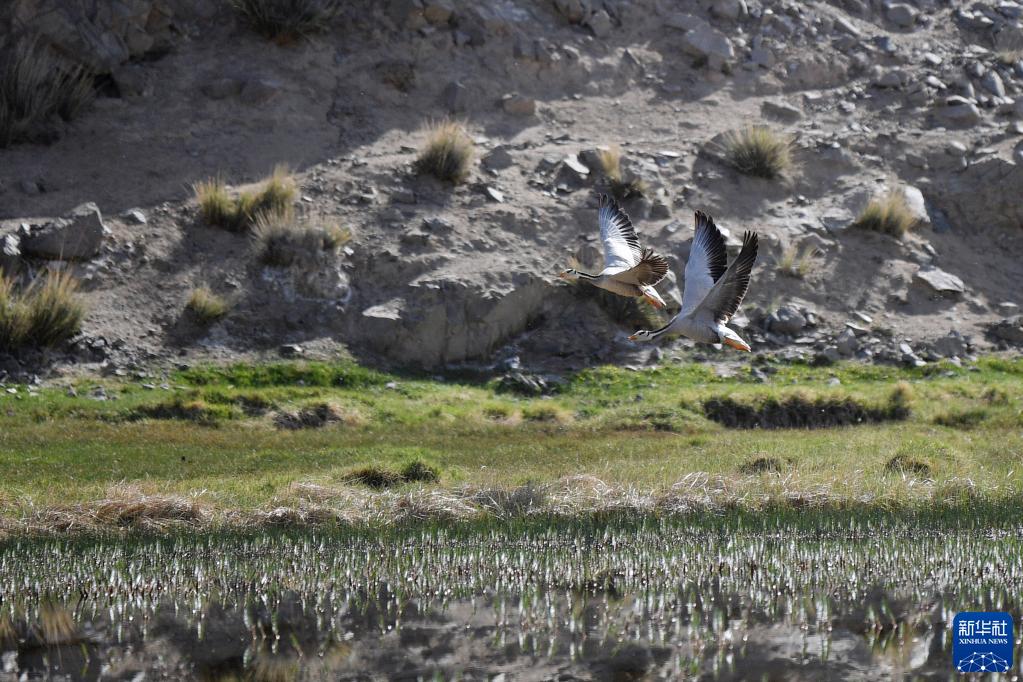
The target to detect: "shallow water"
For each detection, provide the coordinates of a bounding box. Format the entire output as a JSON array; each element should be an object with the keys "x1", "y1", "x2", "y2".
[{"x1": 1, "y1": 517, "x2": 1021, "y2": 680}]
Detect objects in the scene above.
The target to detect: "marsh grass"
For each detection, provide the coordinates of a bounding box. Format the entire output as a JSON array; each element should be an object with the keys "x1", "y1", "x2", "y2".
[
  {"x1": 414, "y1": 120, "x2": 475, "y2": 183},
  {"x1": 0, "y1": 358, "x2": 1022, "y2": 532},
  {"x1": 852, "y1": 191, "x2": 917, "y2": 237},
  {"x1": 231, "y1": 0, "x2": 339, "y2": 42},
  {"x1": 722, "y1": 126, "x2": 792, "y2": 179},
  {"x1": 340, "y1": 459, "x2": 438, "y2": 489},
  {"x1": 597, "y1": 145, "x2": 648, "y2": 200},
  {"x1": 703, "y1": 385, "x2": 911, "y2": 429},
  {"x1": 0, "y1": 270, "x2": 84, "y2": 352},
  {"x1": 0, "y1": 36, "x2": 94, "y2": 147},
  {"x1": 776, "y1": 241, "x2": 821, "y2": 279},
  {"x1": 185, "y1": 287, "x2": 229, "y2": 325},
  {"x1": 195, "y1": 166, "x2": 297, "y2": 232}
]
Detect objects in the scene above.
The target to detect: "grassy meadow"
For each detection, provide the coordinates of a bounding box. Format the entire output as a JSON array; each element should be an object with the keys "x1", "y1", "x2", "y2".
[{"x1": 0, "y1": 356, "x2": 1021, "y2": 533}]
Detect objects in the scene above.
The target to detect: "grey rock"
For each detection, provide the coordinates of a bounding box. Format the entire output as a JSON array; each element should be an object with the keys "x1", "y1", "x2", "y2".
[
  {"x1": 680, "y1": 21, "x2": 735, "y2": 71},
  {"x1": 18, "y1": 179, "x2": 41, "y2": 195},
  {"x1": 988, "y1": 315, "x2": 1023, "y2": 345},
  {"x1": 586, "y1": 9, "x2": 612, "y2": 38},
  {"x1": 439, "y1": 80, "x2": 470, "y2": 113},
  {"x1": 914, "y1": 267, "x2": 965, "y2": 294},
  {"x1": 836, "y1": 328, "x2": 859, "y2": 356},
  {"x1": 982, "y1": 70, "x2": 1006, "y2": 98},
  {"x1": 767, "y1": 305, "x2": 806, "y2": 335},
  {"x1": 553, "y1": 0, "x2": 587, "y2": 23},
  {"x1": 401, "y1": 230, "x2": 431, "y2": 247},
  {"x1": 484, "y1": 186, "x2": 505, "y2": 202},
  {"x1": 279, "y1": 344, "x2": 304, "y2": 358},
  {"x1": 483, "y1": 147, "x2": 514, "y2": 171},
  {"x1": 423, "y1": 0, "x2": 454, "y2": 25},
  {"x1": 556, "y1": 155, "x2": 591, "y2": 187},
  {"x1": 877, "y1": 69, "x2": 908, "y2": 88},
  {"x1": 761, "y1": 100, "x2": 803, "y2": 121},
  {"x1": 711, "y1": 0, "x2": 748, "y2": 21},
  {"x1": 886, "y1": 3, "x2": 918, "y2": 27},
  {"x1": 111, "y1": 64, "x2": 152, "y2": 98},
  {"x1": 750, "y1": 44, "x2": 776, "y2": 68},
  {"x1": 929, "y1": 331, "x2": 969, "y2": 358},
  {"x1": 422, "y1": 216, "x2": 455, "y2": 233},
  {"x1": 122, "y1": 208, "x2": 147, "y2": 224},
  {"x1": 20, "y1": 202, "x2": 109, "y2": 261},
  {"x1": 502, "y1": 94, "x2": 536, "y2": 116},
  {"x1": 941, "y1": 96, "x2": 982, "y2": 126},
  {"x1": 833, "y1": 17, "x2": 861, "y2": 37}
]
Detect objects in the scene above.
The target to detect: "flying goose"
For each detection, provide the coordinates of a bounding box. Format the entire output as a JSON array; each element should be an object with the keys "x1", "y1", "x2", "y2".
[
  {"x1": 558, "y1": 194, "x2": 669, "y2": 309},
  {"x1": 629, "y1": 210, "x2": 758, "y2": 352}
]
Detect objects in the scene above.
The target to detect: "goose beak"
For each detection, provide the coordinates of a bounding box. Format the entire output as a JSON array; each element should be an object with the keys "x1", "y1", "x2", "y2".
[
  {"x1": 722, "y1": 337, "x2": 751, "y2": 352},
  {"x1": 627, "y1": 334, "x2": 639, "y2": 342},
  {"x1": 557, "y1": 272, "x2": 568, "y2": 280}
]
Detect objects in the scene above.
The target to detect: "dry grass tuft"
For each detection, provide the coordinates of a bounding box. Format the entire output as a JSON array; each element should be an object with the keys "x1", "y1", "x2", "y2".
[
  {"x1": 230, "y1": 0, "x2": 340, "y2": 42},
  {"x1": 340, "y1": 458, "x2": 440, "y2": 490},
  {"x1": 884, "y1": 455, "x2": 931, "y2": 477},
  {"x1": 0, "y1": 270, "x2": 84, "y2": 352},
  {"x1": 273, "y1": 402, "x2": 363, "y2": 430},
  {"x1": 0, "y1": 36, "x2": 94, "y2": 148},
  {"x1": 775, "y1": 241, "x2": 822, "y2": 279},
  {"x1": 186, "y1": 286, "x2": 229, "y2": 325},
  {"x1": 852, "y1": 191, "x2": 917, "y2": 237},
  {"x1": 521, "y1": 403, "x2": 573, "y2": 424},
  {"x1": 722, "y1": 126, "x2": 792, "y2": 179},
  {"x1": 194, "y1": 165, "x2": 297, "y2": 232},
  {"x1": 251, "y1": 211, "x2": 349, "y2": 267},
  {"x1": 597, "y1": 144, "x2": 648, "y2": 200},
  {"x1": 414, "y1": 120, "x2": 475, "y2": 183}
]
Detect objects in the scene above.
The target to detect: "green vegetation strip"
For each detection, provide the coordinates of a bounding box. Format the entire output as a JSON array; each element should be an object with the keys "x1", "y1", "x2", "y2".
[{"x1": 0, "y1": 357, "x2": 1021, "y2": 533}]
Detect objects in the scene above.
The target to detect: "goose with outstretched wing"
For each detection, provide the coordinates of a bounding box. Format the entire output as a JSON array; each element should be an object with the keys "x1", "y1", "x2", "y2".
[
  {"x1": 558, "y1": 194, "x2": 669, "y2": 309},
  {"x1": 629, "y1": 210, "x2": 758, "y2": 352}
]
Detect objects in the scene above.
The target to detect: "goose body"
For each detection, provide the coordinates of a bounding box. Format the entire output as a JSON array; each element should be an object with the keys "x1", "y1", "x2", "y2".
[
  {"x1": 629, "y1": 211, "x2": 758, "y2": 352},
  {"x1": 559, "y1": 195, "x2": 669, "y2": 309}
]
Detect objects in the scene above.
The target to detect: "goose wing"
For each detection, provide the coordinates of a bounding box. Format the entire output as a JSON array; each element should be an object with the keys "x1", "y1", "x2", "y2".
[
  {"x1": 597, "y1": 194, "x2": 668, "y2": 286},
  {"x1": 679, "y1": 211, "x2": 728, "y2": 316},
  {"x1": 598, "y1": 194, "x2": 643, "y2": 273},
  {"x1": 693, "y1": 230, "x2": 758, "y2": 323}
]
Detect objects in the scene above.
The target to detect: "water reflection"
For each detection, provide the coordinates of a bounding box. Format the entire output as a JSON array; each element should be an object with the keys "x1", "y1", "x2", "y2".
[
  {"x1": 0, "y1": 587, "x2": 1000, "y2": 680},
  {"x1": 1, "y1": 520, "x2": 1021, "y2": 680}
]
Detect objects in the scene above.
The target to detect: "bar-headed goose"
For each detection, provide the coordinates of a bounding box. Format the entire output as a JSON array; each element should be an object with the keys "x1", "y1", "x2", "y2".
[
  {"x1": 558, "y1": 194, "x2": 669, "y2": 309},
  {"x1": 629, "y1": 210, "x2": 758, "y2": 351}
]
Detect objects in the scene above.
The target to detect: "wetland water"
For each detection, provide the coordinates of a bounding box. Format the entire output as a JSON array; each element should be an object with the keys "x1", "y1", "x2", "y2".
[{"x1": 1, "y1": 515, "x2": 1020, "y2": 680}]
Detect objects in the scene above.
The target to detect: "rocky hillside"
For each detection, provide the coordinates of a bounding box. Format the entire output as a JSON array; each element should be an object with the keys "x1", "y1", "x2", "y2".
[{"x1": 1, "y1": 0, "x2": 1022, "y2": 378}]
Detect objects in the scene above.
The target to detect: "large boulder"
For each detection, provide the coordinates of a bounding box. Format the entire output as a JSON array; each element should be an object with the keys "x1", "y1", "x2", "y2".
[
  {"x1": 357, "y1": 272, "x2": 551, "y2": 367},
  {"x1": 988, "y1": 316, "x2": 1023, "y2": 346},
  {"x1": 679, "y1": 20, "x2": 735, "y2": 71},
  {"x1": 934, "y1": 158, "x2": 1023, "y2": 233},
  {"x1": 19, "y1": 202, "x2": 109, "y2": 261},
  {"x1": 9, "y1": 0, "x2": 174, "y2": 72}
]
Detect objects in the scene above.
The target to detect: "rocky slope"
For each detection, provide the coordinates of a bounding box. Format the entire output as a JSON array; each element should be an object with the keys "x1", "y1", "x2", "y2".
[{"x1": 1, "y1": 0, "x2": 1023, "y2": 376}]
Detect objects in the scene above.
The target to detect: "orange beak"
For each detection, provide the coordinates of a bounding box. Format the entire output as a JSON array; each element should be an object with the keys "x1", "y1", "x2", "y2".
[
  {"x1": 722, "y1": 337, "x2": 751, "y2": 352},
  {"x1": 628, "y1": 334, "x2": 639, "y2": 341},
  {"x1": 557, "y1": 272, "x2": 569, "y2": 280}
]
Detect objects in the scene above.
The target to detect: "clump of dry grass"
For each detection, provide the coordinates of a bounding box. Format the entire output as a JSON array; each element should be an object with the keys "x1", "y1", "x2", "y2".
[
  {"x1": 230, "y1": 0, "x2": 339, "y2": 42},
  {"x1": 194, "y1": 165, "x2": 297, "y2": 232},
  {"x1": 597, "y1": 145, "x2": 648, "y2": 200},
  {"x1": 0, "y1": 270, "x2": 84, "y2": 352},
  {"x1": 775, "y1": 241, "x2": 822, "y2": 279},
  {"x1": 186, "y1": 286, "x2": 229, "y2": 325},
  {"x1": 521, "y1": 403, "x2": 573, "y2": 424},
  {"x1": 0, "y1": 36, "x2": 94, "y2": 148},
  {"x1": 722, "y1": 126, "x2": 792, "y2": 179},
  {"x1": 340, "y1": 458, "x2": 440, "y2": 489},
  {"x1": 251, "y1": 210, "x2": 350, "y2": 267},
  {"x1": 852, "y1": 191, "x2": 917, "y2": 237},
  {"x1": 273, "y1": 402, "x2": 363, "y2": 430},
  {"x1": 414, "y1": 120, "x2": 475, "y2": 183}
]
